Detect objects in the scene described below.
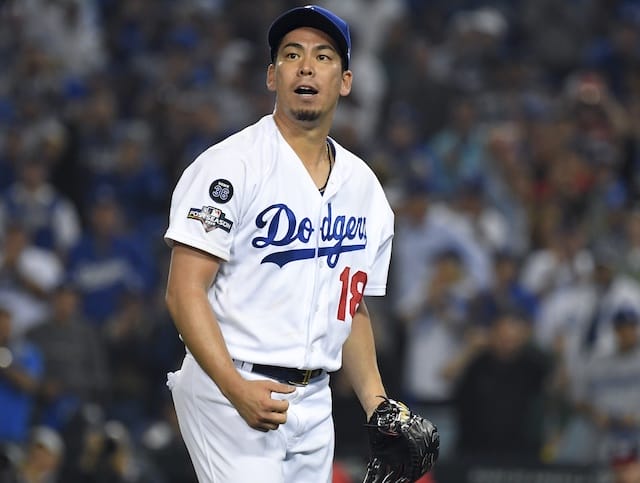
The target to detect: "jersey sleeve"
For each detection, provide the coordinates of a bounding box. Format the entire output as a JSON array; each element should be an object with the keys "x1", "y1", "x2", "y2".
[
  {"x1": 164, "y1": 148, "x2": 247, "y2": 261},
  {"x1": 364, "y1": 196, "x2": 395, "y2": 296}
]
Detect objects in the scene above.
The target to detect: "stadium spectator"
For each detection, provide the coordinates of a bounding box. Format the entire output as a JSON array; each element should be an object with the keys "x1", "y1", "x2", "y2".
[
  {"x1": 449, "y1": 176, "x2": 512, "y2": 255},
  {"x1": 619, "y1": 207, "x2": 640, "y2": 283},
  {"x1": 26, "y1": 282, "x2": 110, "y2": 432},
  {"x1": 572, "y1": 307, "x2": 640, "y2": 463},
  {"x1": 424, "y1": 98, "x2": 489, "y2": 201},
  {"x1": 609, "y1": 440, "x2": 640, "y2": 483},
  {"x1": 519, "y1": 218, "x2": 594, "y2": 300},
  {"x1": 0, "y1": 156, "x2": 82, "y2": 257},
  {"x1": 9, "y1": 425, "x2": 66, "y2": 483},
  {"x1": 0, "y1": 306, "x2": 43, "y2": 445},
  {"x1": 139, "y1": 395, "x2": 198, "y2": 483},
  {"x1": 86, "y1": 120, "x2": 169, "y2": 258},
  {"x1": 482, "y1": 122, "x2": 533, "y2": 256},
  {"x1": 401, "y1": 247, "x2": 476, "y2": 404},
  {"x1": 469, "y1": 248, "x2": 539, "y2": 328},
  {"x1": 16, "y1": 0, "x2": 106, "y2": 76},
  {"x1": 102, "y1": 293, "x2": 159, "y2": 433},
  {"x1": 535, "y1": 243, "x2": 640, "y2": 386},
  {"x1": 65, "y1": 187, "x2": 154, "y2": 326},
  {"x1": 399, "y1": 246, "x2": 480, "y2": 460},
  {"x1": 391, "y1": 179, "x2": 492, "y2": 320},
  {"x1": 0, "y1": 223, "x2": 64, "y2": 337},
  {"x1": 453, "y1": 311, "x2": 553, "y2": 463}
]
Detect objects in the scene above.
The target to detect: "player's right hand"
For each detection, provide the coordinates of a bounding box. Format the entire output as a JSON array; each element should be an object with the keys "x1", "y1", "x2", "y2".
[{"x1": 227, "y1": 378, "x2": 295, "y2": 432}]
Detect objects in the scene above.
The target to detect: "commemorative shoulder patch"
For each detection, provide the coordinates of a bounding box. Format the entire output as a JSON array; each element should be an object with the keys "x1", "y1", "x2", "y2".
[
  {"x1": 188, "y1": 206, "x2": 233, "y2": 232},
  {"x1": 209, "y1": 179, "x2": 233, "y2": 203}
]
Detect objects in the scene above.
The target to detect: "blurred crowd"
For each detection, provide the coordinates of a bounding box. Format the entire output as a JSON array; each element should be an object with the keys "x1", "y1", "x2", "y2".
[{"x1": 0, "y1": 0, "x2": 640, "y2": 481}]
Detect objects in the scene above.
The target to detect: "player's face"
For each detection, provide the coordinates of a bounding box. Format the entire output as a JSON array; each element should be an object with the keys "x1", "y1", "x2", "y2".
[{"x1": 267, "y1": 27, "x2": 352, "y2": 124}]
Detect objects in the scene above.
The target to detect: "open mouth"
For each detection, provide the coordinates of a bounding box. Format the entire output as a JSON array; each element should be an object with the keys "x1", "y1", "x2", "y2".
[{"x1": 294, "y1": 86, "x2": 318, "y2": 95}]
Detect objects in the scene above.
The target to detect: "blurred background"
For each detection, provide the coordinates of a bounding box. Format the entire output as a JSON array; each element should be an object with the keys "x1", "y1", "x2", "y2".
[{"x1": 0, "y1": 0, "x2": 639, "y2": 482}]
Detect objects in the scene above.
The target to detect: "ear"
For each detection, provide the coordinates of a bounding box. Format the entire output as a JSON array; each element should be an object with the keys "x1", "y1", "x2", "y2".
[
  {"x1": 266, "y1": 63, "x2": 276, "y2": 92},
  {"x1": 339, "y1": 69, "x2": 353, "y2": 97}
]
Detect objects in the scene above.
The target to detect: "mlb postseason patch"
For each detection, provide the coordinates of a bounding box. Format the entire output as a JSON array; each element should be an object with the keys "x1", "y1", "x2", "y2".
[
  {"x1": 209, "y1": 179, "x2": 233, "y2": 203},
  {"x1": 188, "y1": 206, "x2": 233, "y2": 232}
]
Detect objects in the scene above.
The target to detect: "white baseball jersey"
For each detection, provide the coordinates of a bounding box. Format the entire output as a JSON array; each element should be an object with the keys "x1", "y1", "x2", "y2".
[{"x1": 165, "y1": 115, "x2": 394, "y2": 372}]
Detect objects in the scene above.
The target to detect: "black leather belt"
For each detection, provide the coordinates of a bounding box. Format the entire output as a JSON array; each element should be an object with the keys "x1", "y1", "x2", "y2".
[{"x1": 249, "y1": 363, "x2": 325, "y2": 386}]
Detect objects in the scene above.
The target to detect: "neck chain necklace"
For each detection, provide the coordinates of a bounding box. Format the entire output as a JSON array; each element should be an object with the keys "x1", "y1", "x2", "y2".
[{"x1": 319, "y1": 141, "x2": 334, "y2": 195}]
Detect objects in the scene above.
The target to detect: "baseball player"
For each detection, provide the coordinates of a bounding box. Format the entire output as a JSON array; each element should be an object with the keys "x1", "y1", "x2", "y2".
[{"x1": 164, "y1": 5, "x2": 395, "y2": 483}]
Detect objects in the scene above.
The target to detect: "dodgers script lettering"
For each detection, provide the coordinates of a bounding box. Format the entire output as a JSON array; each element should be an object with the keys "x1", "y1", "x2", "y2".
[{"x1": 252, "y1": 203, "x2": 367, "y2": 268}]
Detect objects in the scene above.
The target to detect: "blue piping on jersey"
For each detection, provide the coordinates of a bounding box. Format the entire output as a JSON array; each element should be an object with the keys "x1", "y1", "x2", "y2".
[{"x1": 260, "y1": 243, "x2": 366, "y2": 268}]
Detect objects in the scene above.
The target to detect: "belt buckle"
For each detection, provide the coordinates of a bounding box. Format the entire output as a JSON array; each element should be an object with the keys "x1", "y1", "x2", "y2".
[{"x1": 289, "y1": 369, "x2": 313, "y2": 387}]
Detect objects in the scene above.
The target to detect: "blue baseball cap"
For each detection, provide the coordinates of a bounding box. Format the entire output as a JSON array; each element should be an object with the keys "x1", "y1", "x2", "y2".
[
  {"x1": 613, "y1": 307, "x2": 639, "y2": 327},
  {"x1": 268, "y1": 5, "x2": 351, "y2": 70}
]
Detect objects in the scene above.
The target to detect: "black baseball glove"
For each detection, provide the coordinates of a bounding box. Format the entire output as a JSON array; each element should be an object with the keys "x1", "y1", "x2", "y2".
[{"x1": 363, "y1": 397, "x2": 439, "y2": 483}]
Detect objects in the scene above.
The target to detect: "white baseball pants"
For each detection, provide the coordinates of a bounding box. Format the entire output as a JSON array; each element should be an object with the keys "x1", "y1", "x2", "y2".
[{"x1": 167, "y1": 354, "x2": 334, "y2": 483}]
